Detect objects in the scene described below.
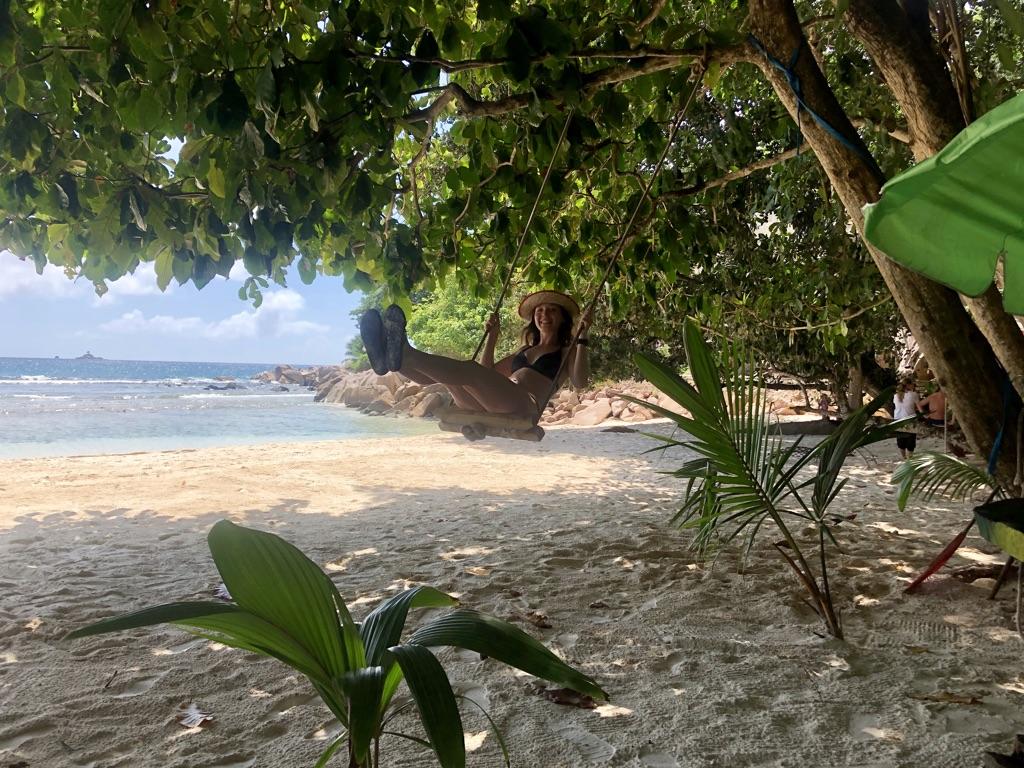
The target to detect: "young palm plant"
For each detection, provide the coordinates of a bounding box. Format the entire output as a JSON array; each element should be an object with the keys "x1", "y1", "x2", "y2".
[
  {"x1": 67, "y1": 520, "x2": 607, "y2": 768},
  {"x1": 631, "y1": 321, "x2": 905, "y2": 639}
]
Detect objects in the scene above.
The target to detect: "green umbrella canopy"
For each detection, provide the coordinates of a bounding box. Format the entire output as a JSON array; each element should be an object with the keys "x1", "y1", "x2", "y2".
[{"x1": 863, "y1": 91, "x2": 1024, "y2": 315}]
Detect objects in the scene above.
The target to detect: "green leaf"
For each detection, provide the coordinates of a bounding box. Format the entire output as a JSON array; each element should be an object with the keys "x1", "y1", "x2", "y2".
[
  {"x1": 128, "y1": 191, "x2": 147, "y2": 231},
  {"x1": 360, "y1": 586, "x2": 457, "y2": 666},
  {"x1": 892, "y1": 451, "x2": 995, "y2": 512},
  {"x1": 207, "y1": 520, "x2": 365, "y2": 679},
  {"x1": 387, "y1": 645, "x2": 465, "y2": 768},
  {"x1": 477, "y1": 0, "x2": 512, "y2": 22},
  {"x1": 339, "y1": 667, "x2": 385, "y2": 763},
  {"x1": 409, "y1": 609, "x2": 607, "y2": 700},
  {"x1": 67, "y1": 600, "x2": 238, "y2": 638},
  {"x1": 66, "y1": 601, "x2": 329, "y2": 682},
  {"x1": 314, "y1": 731, "x2": 350, "y2": 768},
  {"x1": 5, "y1": 70, "x2": 25, "y2": 108},
  {"x1": 179, "y1": 135, "x2": 215, "y2": 165},
  {"x1": 208, "y1": 164, "x2": 226, "y2": 198},
  {"x1": 682, "y1": 321, "x2": 726, "y2": 413},
  {"x1": 155, "y1": 249, "x2": 174, "y2": 290},
  {"x1": 993, "y1": 0, "x2": 1024, "y2": 40},
  {"x1": 350, "y1": 172, "x2": 373, "y2": 213}
]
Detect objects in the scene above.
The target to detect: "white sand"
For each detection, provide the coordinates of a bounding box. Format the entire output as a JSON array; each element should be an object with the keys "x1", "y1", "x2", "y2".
[{"x1": 0, "y1": 425, "x2": 1021, "y2": 767}]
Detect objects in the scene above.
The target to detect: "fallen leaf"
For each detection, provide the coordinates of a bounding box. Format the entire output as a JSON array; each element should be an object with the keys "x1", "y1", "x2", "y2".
[
  {"x1": 534, "y1": 686, "x2": 598, "y2": 709},
  {"x1": 525, "y1": 611, "x2": 552, "y2": 628},
  {"x1": 909, "y1": 691, "x2": 982, "y2": 705},
  {"x1": 177, "y1": 702, "x2": 215, "y2": 728},
  {"x1": 904, "y1": 645, "x2": 930, "y2": 655},
  {"x1": 464, "y1": 566, "x2": 491, "y2": 577}
]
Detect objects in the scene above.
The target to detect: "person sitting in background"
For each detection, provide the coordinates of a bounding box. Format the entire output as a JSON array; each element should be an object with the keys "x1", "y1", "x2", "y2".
[{"x1": 917, "y1": 386, "x2": 948, "y2": 427}]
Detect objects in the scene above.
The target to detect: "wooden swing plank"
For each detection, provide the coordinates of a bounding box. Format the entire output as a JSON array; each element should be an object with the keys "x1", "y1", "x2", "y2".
[
  {"x1": 435, "y1": 407, "x2": 538, "y2": 431},
  {"x1": 437, "y1": 420, "x2": 545, "y2": 442}
]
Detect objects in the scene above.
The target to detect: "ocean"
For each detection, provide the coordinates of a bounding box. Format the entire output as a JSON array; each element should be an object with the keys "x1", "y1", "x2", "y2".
[{"x1": 0, "y1": 356, "x2": 434, "y2": 459}]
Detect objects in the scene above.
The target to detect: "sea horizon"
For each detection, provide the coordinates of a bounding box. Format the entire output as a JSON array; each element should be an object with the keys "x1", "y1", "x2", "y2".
[
  {"x1": 0, "y1": 353, "x2": 330, "y2": 368},
  {"x1": 0, "y1": 356, "x2": 431, "y2": 459}
]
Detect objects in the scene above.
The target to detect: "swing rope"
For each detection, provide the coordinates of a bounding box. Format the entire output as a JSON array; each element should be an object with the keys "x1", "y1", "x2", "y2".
[
  {"x1": 535, "y1": 72, "x2": 706, "y2": 415},
  {"x1": 471, "y1": 108, "x2": 576, "y2": 362}
]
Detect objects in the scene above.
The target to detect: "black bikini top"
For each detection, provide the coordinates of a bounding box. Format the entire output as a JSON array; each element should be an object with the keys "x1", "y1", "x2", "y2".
[{"x1": 510, "y1": 346, "x2": 564, "y2": 380}]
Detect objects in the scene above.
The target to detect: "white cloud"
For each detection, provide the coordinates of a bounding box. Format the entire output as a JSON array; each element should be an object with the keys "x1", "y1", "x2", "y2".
[
  {"x1": 228, "y1": 260, "x2": 248, "y2": 281},
  {"x1": 93, "y1": 262, "x2": 167, "y2": 305},
  {"x1": 0, "y1": 252, "x2": 82, "y2": 299},
  {"x1": 2, "y1": 252, "x2": 169, "y2": 306},
  {"x1": 99, "y1": 289, "x2": 330, "y2": 341}
]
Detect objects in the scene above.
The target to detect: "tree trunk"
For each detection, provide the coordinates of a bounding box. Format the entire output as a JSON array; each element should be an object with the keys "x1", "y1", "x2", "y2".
[
  {"x1": 844, "y1": 0, "x2": 1024, "y2": 414},
  {"x1": 847, "y1": 363, "x2": 865, "y2": 412},
  {"x1": 746, "y1": 0, "x2": 1017, "y2": 480}
]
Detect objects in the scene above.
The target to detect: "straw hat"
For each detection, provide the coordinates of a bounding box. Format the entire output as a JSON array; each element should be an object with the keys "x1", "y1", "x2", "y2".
[{"x1": 517, "y1": 290, "x2": 580, "y2": 321}]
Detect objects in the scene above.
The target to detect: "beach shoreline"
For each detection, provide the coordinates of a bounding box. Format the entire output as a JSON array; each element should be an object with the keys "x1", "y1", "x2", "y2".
[{"x1": 1, "y1": 428, "x2": 1020, "y2": 767}]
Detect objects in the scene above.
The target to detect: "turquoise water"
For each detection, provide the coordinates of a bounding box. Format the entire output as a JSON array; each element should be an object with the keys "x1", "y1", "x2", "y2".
[{"x1": 0, "y1": 357, "x2": 434, "y2": 459}]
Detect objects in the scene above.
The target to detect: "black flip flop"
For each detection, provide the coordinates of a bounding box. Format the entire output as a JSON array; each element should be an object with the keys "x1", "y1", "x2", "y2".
[
  {"x1": 383, "y1": 304, "x2": 407, "y2": 372},
  {"x1": 359, "y1": 309, "x2": 389, "y2": 376}
]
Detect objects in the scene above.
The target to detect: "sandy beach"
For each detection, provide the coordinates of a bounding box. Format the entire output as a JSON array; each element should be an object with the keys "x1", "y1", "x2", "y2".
[{"x1": 1, "y1": 424, "x2": 1021, "y2": 767}]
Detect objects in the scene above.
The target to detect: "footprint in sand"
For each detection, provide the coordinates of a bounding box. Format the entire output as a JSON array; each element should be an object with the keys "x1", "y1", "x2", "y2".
[
  {"x1": 451, "y1": 682, "x2": 490, "y2": 711},
  {"x1": 0, "y1": 718, "x2": 56, "y2": 752},
  {"x1": 160, "y1": 639, "x2": 205, "y2": 655},
  {"x1": 638, "y1": 746, "x2": 679, "y2": 767},
  {"x1": 304, "y1": 719, "x2": 345, "y2": 742},
  {"x1": 110, "y1": 671, "x2": 167, "y2": 698},
  {"x1": 551, "y1": 724, "x2": 616, "y2": 763},
  {"x1": 540, "y1": 557, "x2": 588, "y2": 570},
  {"x1": 204, "y1": 754, "x2": 256, "y2": 767},
  {"x1": 267, "y1": 691, "x2": 318, "y2": 717},
  {"x1": 652, "y1": 651, "x2": 686, "y2": 675}
]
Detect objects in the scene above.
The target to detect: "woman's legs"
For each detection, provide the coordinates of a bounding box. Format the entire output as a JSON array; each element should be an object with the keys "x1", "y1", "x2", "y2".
[
  {"x1": 400, "y1": 346, "x2": 535, "y2": 415},
  {"x1": 392, "y1": 361, "x2": 485, "y2": 410}
]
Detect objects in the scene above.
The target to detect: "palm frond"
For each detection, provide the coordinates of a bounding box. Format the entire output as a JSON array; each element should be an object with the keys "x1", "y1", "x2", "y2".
[{"x1": 892, "y1": 451, "x2": 997, "y2": 511}]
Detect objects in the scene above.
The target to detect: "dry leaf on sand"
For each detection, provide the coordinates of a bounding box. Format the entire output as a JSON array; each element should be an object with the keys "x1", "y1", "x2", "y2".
[
  {"x1": 177, "y1": 702, "x2": 215, "y2": 728},
  {"x1": 532, "y1": 685, "x2": 599, "y2": 709}
]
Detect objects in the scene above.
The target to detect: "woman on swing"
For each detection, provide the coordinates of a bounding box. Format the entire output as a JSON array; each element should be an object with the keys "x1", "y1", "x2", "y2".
[{"x1": 359, "y1": 290, "x2": 592, "y2": 419}]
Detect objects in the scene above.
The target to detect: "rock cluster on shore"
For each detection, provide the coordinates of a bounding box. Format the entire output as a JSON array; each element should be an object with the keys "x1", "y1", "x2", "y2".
[
  {"x1": 255, "y1": 365, "x2": 845, "y2": 433},
  {"x1": 255, "y1": 365, "x2": 678, "y2": 426}
]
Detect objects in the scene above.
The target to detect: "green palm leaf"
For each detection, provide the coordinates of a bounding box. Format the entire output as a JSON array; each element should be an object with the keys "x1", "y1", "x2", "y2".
[
  {"x1": 892, "y1": 451, "x2": 995, "y2": 511},
  {"x1": 408, "y1": 609, "x2": 607, "y2": 701},
  {"x1": 66, "y1": 601, "x2": 331, "y2": 683},
  {"x1": 387, "y1": 644, "x2": 466, "y2": 768},
  {"x1": 339, "y1": 666, "x2": 385, "y2": 763},
  {"x1": 207, "y1": 520, "x2": 365, "y2": 676},
  {"x1": 360, "y1": 587, "x2": 458, "y2": 666}
]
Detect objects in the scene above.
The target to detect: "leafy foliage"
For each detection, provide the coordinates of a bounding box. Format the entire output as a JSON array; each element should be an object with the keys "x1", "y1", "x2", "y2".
[
  {"x1": 633, "y1": 321, "x2": 904, "y2": 638},
  {"x1": 892, "y1": 451, "x2": 998, "y2": 512},
  {"x1": 405, "y1": 276, "x2": 522, "y2": 360},
  {"x1": 68, "y1": 520, "x2": 606, "y2": 767},
  {"x1": 2, "y1": 0, "x2": 1021, "y2": 395}
]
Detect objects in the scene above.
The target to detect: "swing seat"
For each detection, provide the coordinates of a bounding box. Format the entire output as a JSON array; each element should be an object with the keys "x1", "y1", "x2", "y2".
[{"x1": 436, "y1": 407, "x2": 545, "y2": 442}]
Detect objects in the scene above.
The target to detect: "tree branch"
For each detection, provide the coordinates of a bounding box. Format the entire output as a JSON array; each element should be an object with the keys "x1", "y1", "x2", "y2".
[
  {"x1": 404, "y1": 44, "x2": 749, "y2": 123},
  {"x1": 850, "y1": 116, "x2": 910, "y2": 143},
  {"x1": 637, "y1": 0, "x2": 668, "y2": 31},
  {"x1": 662, "y1": 146, "x2": 803, "y2": 198}
]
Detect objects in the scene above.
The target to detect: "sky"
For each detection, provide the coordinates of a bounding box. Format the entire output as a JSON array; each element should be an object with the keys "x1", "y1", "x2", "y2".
[{"x1": 0, "y1": 251, "x2": 364, "y2": 365}]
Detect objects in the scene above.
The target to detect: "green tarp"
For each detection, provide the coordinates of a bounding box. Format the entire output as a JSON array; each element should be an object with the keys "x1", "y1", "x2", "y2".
[{"x1": 863, "y1": 92, "x2": 1024, "y2": 315}]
